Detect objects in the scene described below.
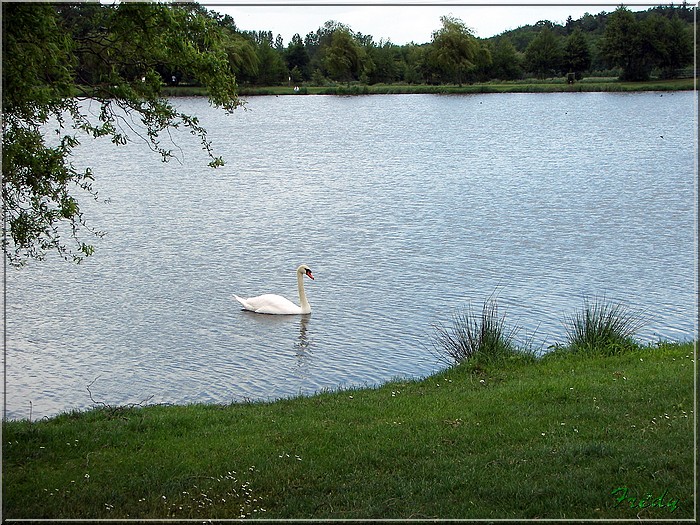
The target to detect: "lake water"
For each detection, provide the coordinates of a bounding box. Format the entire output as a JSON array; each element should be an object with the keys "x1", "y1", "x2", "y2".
[{"x1": 4, "y1": 92, "x2": 697, "y2": 421}]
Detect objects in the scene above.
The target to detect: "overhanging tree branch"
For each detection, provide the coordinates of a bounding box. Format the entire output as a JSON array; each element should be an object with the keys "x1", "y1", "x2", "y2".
[{"x1": 2, "y1": 2, "x2": 242, "y2": 266}]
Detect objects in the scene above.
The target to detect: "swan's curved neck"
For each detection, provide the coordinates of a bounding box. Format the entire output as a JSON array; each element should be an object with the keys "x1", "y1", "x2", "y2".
[{"x1": 297, "y1": 271, "x2": 311, "y2": 314}]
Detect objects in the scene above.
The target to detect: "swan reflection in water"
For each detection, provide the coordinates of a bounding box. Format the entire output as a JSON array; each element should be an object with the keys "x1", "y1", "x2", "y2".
[
  {"x1": 239, "y1": 309, "x2": 314, "y2": 361},
  {"x1": 294, "y1": 314, "x2": 311, "y2": 357}
]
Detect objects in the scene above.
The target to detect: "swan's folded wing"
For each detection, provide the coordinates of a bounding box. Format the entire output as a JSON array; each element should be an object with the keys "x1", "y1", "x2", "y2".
[{"x1": 236, "y1": 293, "x2": 302, "y2": 315}]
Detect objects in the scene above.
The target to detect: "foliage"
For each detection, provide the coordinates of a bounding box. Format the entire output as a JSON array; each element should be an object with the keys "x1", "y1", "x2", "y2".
[
  {"x1": 487, "y1": 37, "x2": 524, "y2": 81},
  {"x1": 323, "y1": 29, "x2": 364, "y2": 84},
  {"x1": 562, "y1": 296, "x2": 647, "y2": 355},
  {"x1": 564, "y1": 28, "x2": 592, "y2": 79},
  {"x1": 524, "y1": 26, "x2": 564, "y2": 78},
  {"x1": 432, "y1": 296, "x2": 521, "y2": 365},
  {"x1": 2, "y1": 2, "x2": 241, "y2": 266},
  {"x1": 599, "y1": 7, "x2": 693, "y2": 81},
  {"x1": 427, "y1": 15, "x2": 480, "y2": 85},
  {"x1": 222, "y1": 5, "x2": 692, "y2": 87},
  {"x1": 285, "y1": 33, "x2": 311, "y2": 82}
]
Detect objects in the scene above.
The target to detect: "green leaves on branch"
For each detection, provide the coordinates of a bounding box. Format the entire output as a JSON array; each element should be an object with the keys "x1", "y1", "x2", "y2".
[{"x1": 2, "y1": 2, "x2": 242, "y2": 265}]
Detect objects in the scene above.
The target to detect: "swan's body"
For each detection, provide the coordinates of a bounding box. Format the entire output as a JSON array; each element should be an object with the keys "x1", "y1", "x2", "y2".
[{"x1": 234, "y1": 264, "x2": 314, "y2": 315}]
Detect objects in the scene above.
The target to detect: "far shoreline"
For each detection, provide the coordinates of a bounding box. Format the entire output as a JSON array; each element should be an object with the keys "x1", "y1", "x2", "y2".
[{"x1": 163, "y1": 77, "x2": 695, "y2": 97}]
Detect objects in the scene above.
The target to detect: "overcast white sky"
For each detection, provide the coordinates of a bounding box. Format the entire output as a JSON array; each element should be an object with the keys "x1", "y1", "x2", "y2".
[{"x1": 205, "y1": 2, "x2": 657, "y2": 45}]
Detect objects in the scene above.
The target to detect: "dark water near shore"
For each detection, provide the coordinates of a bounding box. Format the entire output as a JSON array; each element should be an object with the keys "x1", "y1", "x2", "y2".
[{"x1": 5, "y1": 92, "x2": 697, "y2": 420}]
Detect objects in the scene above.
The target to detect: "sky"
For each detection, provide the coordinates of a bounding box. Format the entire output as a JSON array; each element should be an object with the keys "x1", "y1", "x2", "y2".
[{"x1": 205, "y1": 1, "x2": 658, "y2": 45}]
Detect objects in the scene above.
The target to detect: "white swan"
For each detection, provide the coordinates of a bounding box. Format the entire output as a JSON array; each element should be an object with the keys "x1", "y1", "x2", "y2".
[{"x1": 234, "y1": 264, "x2": 314, "y2": 315}]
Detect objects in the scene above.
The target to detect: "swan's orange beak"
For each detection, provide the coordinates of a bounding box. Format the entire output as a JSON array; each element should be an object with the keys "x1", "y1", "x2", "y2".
[{"x1": 306, "y1": 269, "x2": 314, "y2": 280}]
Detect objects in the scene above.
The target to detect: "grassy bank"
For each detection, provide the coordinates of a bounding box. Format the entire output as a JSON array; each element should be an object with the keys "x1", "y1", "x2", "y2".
[
  {"x1": 3, "y1": 340, "x2": 695, "y2": 520},
  {"x1": 163, "y1": 77, "x2": 695, "y2": 97}
]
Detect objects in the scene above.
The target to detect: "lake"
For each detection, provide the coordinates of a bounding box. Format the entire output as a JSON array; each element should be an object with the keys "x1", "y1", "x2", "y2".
[{"x1": 4, "y1": 92, "x2": 697, "y2": 421}]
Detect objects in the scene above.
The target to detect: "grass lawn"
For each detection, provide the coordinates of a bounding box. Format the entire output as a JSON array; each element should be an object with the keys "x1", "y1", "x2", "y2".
[{"x1": 3, "y1": 341, "x2": 695, "y2": 520}]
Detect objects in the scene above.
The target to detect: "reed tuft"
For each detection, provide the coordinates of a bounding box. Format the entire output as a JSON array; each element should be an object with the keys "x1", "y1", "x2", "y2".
[
  {"x1": 562, "y1": 295, "x2": 646, "y2": 354},
  {"x1": 433, "y1": 297, "x2": 520, "y2": 365}
]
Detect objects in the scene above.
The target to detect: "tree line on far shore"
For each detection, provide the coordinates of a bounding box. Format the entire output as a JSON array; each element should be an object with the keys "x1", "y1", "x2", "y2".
[{"x1": 203, "y1": 3, "x2": 694, "y2": 86}]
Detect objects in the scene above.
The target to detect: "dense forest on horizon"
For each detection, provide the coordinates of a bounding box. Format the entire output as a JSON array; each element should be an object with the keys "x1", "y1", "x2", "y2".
[
  {"x1": 202, "y1": 2, "x2": 695, "y2": 85},
  {"x1": 41, "y1": 2, "x2": 695, "y2": 89}
]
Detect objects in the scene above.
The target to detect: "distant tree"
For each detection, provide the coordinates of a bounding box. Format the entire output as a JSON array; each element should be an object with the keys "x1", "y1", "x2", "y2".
[
  {"x1": 564, "y1": 28, "x2": 592, "y2": 79},
  {"x1": 662, "y1": 15, "x2": 693, "y2": 77},
  {"x1": 524, "y1": 26, "x2": 563, "y2": 78},
  {"x1": 428, "y1": 15, "x2": 479, "y2": 85},
  {"x1": 305, "y1": 20, "x2": 350, "y2": 74},
  {"x1": 2, "y1": 3, "x2": 241, "y2": 266},
  {"x1": 224, "y1": 34, "x2": 260, "y2": 82},
  {"x1": 488, "y1": 37, "x2": 523, "y2": 80},
  {"x1": 285, "y1": 33, "x2": 310, "y2": 81},
  {"x1": 599, "y1": 7, "x2": 650, "y2": 80},
  {"x1": 565, "y1": 15, "x2": 576, "y2": 34},
  {"x1": 356, "y1": 35, "x2": 377, "y2": 84},
  {"x1": 274, "y1": 34, "x2": 284, "y2": 52},
  {"x1": 401, "y1": 44, "x2": 428, "y2": 84},
  {"x1": 366, "y1": 40, "x2": 402, "y2": 84},
  {"x1": 254, "y1": 40, "x2": 287, "y2": 85},
  {"x1": 323, "y1": 29, "x2": 362, "y2": 83},
  {"x1": 467, "y1": 42, "x2": 493, "y2": 82}
]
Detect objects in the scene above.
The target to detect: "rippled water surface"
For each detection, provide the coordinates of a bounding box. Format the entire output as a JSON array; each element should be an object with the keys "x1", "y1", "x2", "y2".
[{"x1": 5, "y1": 92, "x2": 697, "y2": 420}]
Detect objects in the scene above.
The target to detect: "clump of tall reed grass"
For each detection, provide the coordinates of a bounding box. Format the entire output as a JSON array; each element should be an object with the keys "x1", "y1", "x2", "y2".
[
  {"x1": 432, "y1": 296, "x2": 523, "y2": 365},
  {"x1": 434, "y1": 294, "x2": 648, "y2": 365},
  {"x1": 562, "y1": 295, "x2": 646, "y2": 355}
]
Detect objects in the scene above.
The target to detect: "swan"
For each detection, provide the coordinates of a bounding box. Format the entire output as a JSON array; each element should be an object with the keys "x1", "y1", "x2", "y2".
[{"x1": 234, "y1": 264, "x2": 314, "y2": 315}]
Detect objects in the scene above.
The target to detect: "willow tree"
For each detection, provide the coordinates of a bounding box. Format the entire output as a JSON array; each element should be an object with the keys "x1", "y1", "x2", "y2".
[
  {"x1": 2, "y1": 2, "x2": 242, "y2": 266},
  {"x1": 324, "y1": 29, "x2": 363, "y2": 83},
  {"x1": 428, "y1": 15, "x2": 479, "y2": 85}
]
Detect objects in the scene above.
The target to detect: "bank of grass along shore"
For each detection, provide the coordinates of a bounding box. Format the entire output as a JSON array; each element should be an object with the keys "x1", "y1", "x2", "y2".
[
  {"x1": 162, "y1": 77, "x2": 695, "y2": 97},
  {"x1": 3, "y1": 340, "x2": 695, "y2": 520}
]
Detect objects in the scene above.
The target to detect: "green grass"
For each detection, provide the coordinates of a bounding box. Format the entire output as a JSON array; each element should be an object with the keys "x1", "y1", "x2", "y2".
[
  {"x1": 162, "y1": 78, "x2": 694, "y2": 97},
  {"x1": 432, "y1": 295, "x2": 528, "y2": 365},
  {"x1": 3, "y1": 340, "x2": 695, "y2": 520},
  {"x1": 562, "y1": 295, "x2": 647, "y2": 355}
]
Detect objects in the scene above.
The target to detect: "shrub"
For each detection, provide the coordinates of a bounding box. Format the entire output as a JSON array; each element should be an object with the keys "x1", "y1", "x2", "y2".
[
  {"x1": 433, "y1": 297, "x2": 520, "y2": 365},
  {"x1": 562, "y1": 295, "x2": 646, "y2": 355}
]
